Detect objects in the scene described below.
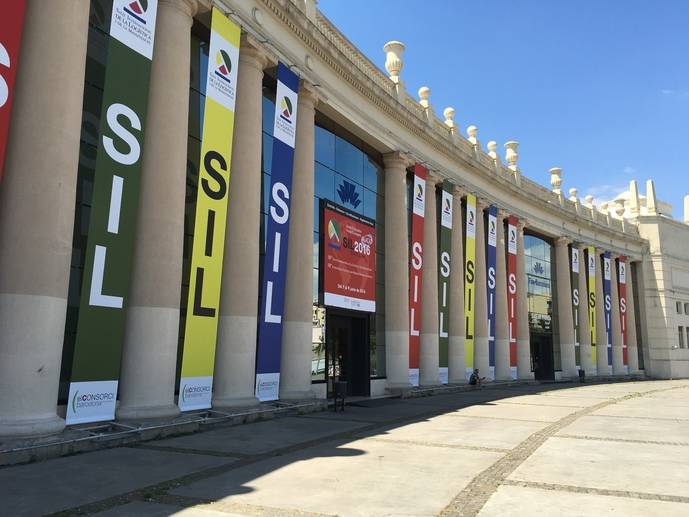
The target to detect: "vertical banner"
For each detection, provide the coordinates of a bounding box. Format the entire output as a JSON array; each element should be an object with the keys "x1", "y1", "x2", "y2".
[
  {"x1": 67, "y1": 0, "x2": 159, "y2": 424},
  {"x1": 178, "y1": 9, "x2": 241, "y2": 411},
  {"x1": 254, "y1": 63, "x2": 300, "y2": 401},
  {"x1": 486, "y1": 205, "x2": 498, "y2": 379},
  {"x1": 570, "y1": 245, "x2": 581, "y2": 370},
  {"x1": 438, "y1": 181, "x2": 453, "y2": 384},
  {"x1": 464, "y1": 194, "x2": 477, "y2": 379},
  {"x1": 618, "y1": 256, "x2": 628, "y2": 373},
  {"x1": 603, "y1": 251, "x2": 613, "y2": 374},
  {"x1": 587, "y1": 246, "x2": 597, "y2": 370},
  {"x1": 507, "y1": 216, "x2": 518, "y2": 379},
  {"x1": 0, "y1": 0, "x2": 26, "y2": 181},
  {"x1": 409, "y1": 164, "x2": 426, "y2": 386}
]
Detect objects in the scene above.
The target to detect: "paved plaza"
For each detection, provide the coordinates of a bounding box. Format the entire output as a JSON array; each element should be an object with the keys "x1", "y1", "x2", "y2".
[{"x1": 2, "y1": 380, "x2": 689, "y2": 516}]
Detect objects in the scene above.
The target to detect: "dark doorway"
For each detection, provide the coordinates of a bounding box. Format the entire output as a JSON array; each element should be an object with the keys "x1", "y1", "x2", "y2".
[
  {"x1": 531, "y1": 333, "x2": 555, "y2": 380},
  {"x1": 325, "y1": 311, "x2": 370, "y2": 397}
]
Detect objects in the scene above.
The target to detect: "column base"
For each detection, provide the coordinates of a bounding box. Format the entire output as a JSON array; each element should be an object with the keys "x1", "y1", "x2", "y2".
[
  {"x1": 279, "y1": 390, "x2": 316, "y2": 401},
  {"x1": 518, "y1": 371, "x2": 535, "y2": 380},
  {"x1": 116, "y1": 403, "x2": 180, "y2": 422},
  {"x1": 0, "y1": 414, "x2": 65, "y2": 438},
  {"x1": 420, "y1": 381, "x2": 441, "y2": 388},
  {"x1": 212, "y1": 396, "x2": 259, "y2": 409}
]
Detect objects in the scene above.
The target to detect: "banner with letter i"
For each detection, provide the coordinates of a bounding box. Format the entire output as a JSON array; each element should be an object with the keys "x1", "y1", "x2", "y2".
[
  {"x1": 408, "y1": 164, "x2": 426, "y2": 386},
  {"x1": 464, "y1": 194, "x2": 477, "y2": 380},
  {"x1": 603, "y1": 251, "x2": 613, "y2": 374},
  {"x1": 438, "y1": 181, "x2": 453, "y2": 384},
  {"x1": 255, "y1": 63, "x2": 300, "y2": 401},
  {"x1": 0, "y1": 0, "x2": 26, "y2": 181},
  {"x1": 67, "y1": 0, "x2": 159, "y2": 425},
  {"x1": 178, "y1": 8, "x2": 240, "y2": 411},
  {"x1": 570, "y1": 245, "x2": 581, "y2": 370},
  {"x1": 506, "y1": 216, "x2": 518, "y2": 379},
  {"x1": 586, "y1": 246, "x2": 597, "y2": 371},
  {"x1": 618, "y1": 256, "x2": 628, "y2": 373},
  {"x1": 486, "y1": 205, "x2": 497, "y2": 379}
]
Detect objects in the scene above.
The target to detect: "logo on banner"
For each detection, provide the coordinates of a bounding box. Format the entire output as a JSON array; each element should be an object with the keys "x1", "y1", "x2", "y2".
[
  {"x1": 181, "y1": 383, "x2": 211, "y2": 404},
  {"x1": 337, "y1": 180, "x2": 362, "y2": 208},
  {"x1": 111, "y1": 0, "x2": 157, "y2": 59},
  {"x1": 124, "y1": 0, "x2": 148, "y2": 23},
  {"x1": 273, "y1": 82, "x2": 297, "y2": 147},
  {"x1": 214, "y1": 49, "x2": 232, "y2": 84},
  {"x1": 327, "y1": 218, "x2": 341, "y2": 248},
  {"x1": 71, "y1": 389, "x2": 116, "y2": 415},
  {"x1": 488, "y1": 216, "x2": 497, "y2": 247},
  {"x1": 572, "y1": 248, "x2": 580, "y2": 273},
  {"x1": 206, "y1": 38, "x2": 238, "y2": 110},
  {"x1": 279, "y1": 96, "x2": 293, "y2": 123},
  {"x1": 440, "y1": 191, "x2": 452, "y2": 228}
]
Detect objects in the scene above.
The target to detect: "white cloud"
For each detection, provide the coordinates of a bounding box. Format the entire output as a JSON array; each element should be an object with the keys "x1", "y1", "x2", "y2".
[
  {"x1": 622, "y1": 165, "x2": 636, "y2": 175},
  {"x1": 582, "y1": 184, "x2": 628, "y2": 202},
  {"x1": 661, "y1": 89, "x2": 689, "y2": 98}
]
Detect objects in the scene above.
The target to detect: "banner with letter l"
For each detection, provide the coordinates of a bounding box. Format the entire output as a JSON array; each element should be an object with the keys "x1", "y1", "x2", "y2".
[
  {"x1": 506, "y1": 216, "x2": 518, "y2": 379},
  {"x1": 603, "y1": 251, "x2": 613, "y2": 373},
  {"x1": 67, "y1": 0, "x2": 159, "y2": 425},
  {"x1": 438, "y1": 181, "x2": 453, "y2": 384},
  {"x1": 255, "y1": 63, "x2": 300, "y2": 401},
  {"x1": 464, "y1": 194, "x2": 477, "y2": 380},
  {"x1": 571, "y1": 245, "x2": 581, "y2": 370},
  {"x1": 618, "y1": 256, "x2": 628, "y2": 373},
  {"x1": 179, "y1": 8, "x2": 241, "y2": 411},
  {"x1": 587, "y1": 246, "x2": 597, "y2": 370},
  {"x1": 486, "y1": 205, "x2": 497, "y2": 379},
  {"x1": 409, "y1": 164, "x2": 426, "y2": 386}
]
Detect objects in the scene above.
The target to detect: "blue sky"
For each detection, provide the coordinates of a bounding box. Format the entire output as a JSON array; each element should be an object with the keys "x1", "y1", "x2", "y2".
[{"x1": 318, "y1": 0, "x2": 689, "y2": 218}]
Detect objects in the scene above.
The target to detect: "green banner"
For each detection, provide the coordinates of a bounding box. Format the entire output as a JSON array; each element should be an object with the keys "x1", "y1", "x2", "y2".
[
  {"x1": 438, "y1": 181, "x2": 453, "y2": 383},
  {"x1": 67, "y1": 0, "x2": 158, "y2": 425}
]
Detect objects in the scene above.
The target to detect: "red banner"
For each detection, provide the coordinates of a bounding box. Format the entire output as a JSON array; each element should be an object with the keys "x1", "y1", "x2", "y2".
[
  {"x1": 322, "y1": 201, "x2": 376, "y2": 312},
  {"x1": 0, "y1": 0, "x2": 26, "y2": 181},
  {"x1": 507, "y1": 215, "x2": 518, "y2": 377},
  {"x1": 618, "y1": 256, "x2": 628, "y2": 369},
  {"x1": 409, "y1": 164, "x2": 426, "y2": 386}
]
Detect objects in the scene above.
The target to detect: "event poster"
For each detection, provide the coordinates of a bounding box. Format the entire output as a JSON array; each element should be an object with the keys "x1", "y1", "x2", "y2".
[
  {"x1": 253, "y1": 63, "x2": 300, "y2": 401},
  {"x1": 409, "y1": 164, "x2": 426, "y2": 386},
  {"x1": 507, "y1": 216, "x2": 518, "y2": 379},
  {"x1": 322, "y1": 201, "x2": 376, "y2": 312},
  {"x1": 68, "y1": 0, "x2": 159, "y2": 424},
  {"x1": 603, "y1": 251, "x2": 613, "y2": 373},
  {"x1": 179, "y1": 8, "x2": 241, "y2": 410},
  {"x1": 486, "y1": 205, "x2": 497, "y2": 379},
  {"x1": 0, "y1": 0, "x2": 26, "y2": 181},
  {"x1": 438, "y1": 181, "x2": 453, "y2": 384},
  {"x1": 586, "y1": 246, "x2": 597, "y2": 370},
  {"x1": 464, "y1": 194, "x2": 477, "y2": 379},
  {"x1": 618, "y1": 256, "x2": 628, "y2": 373},
  {"x1": 571, "y1": 245, "x2": 581, "y2": 370}
]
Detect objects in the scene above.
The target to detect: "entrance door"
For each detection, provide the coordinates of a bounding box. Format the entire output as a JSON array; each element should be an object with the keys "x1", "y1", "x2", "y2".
[
  {"x1": 531, "y1": 334, "x2": 555, "y2": 380},
  {"x1": 326, "y1": 312, "x2": 369, "y2": 397}
]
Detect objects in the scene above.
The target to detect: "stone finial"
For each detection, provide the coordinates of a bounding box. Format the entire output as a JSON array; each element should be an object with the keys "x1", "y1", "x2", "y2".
[
  {"x1": 600, "y1": 201, "x2": 609, "y2": 213},
  {"x1": 646, "y1": 179, "x2": 658, "y2": 215},
  {"x1": 549, "y1": 167, "x2": 563, "y2": 195},
  {"x1": 569, "y1": 188, "x2": 578, "y2": 201},
  {"x1": 418, "y1": 86, "x2": 430, "y2": 108},
  {"x1": 629, "y1": 180, "x2": 640, "y2": 216},
  {"x1": 443, "y1": 107, "x2": 456, "y2": 134},
  {"x1": 383, "y1": 41, "x2": 405, "y2": 83},
  {"x1": 614, "y1": 199, "x2": 625, "y2": 218},
  {"x1": 486, "y1": 140, "x2": 496, "y2": 157},
  {"x1": 504, "y1": 141, "x2": 519, "y2": 172},
  {"x1": 684, "y1": 195, "x2": 689, "y2": 225},
  {"x1": 466, "y1": 125, "x2": 478, "y2": 146},
  {"x1": 584, "y1": 194, "x2": 594, "y2": 206}
]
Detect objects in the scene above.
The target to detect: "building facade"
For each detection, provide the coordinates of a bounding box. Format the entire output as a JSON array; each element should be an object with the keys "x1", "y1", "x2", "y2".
[{"x1": 1, "y1": 0, "x2": 688, "y2": 438}]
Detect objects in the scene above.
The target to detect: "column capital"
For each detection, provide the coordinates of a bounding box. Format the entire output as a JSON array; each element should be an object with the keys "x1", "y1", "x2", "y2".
[
  {"x1": 555, "y1": 236, "x2": 572, "y2": 247},
  {"x1": 239, "y1": 33, "x2": 273, "y2": 70},
  {"x1": 298, "y1": 79, "x2": 319, "y2": 107},
  {"x1": 497, "y1": 208, "x2": 509, "y2": 220},
  {"x1": 383, "y1": 151, "x2": 412, "y2": 171},
  {"x1": 476, "y1": 198, "x2": 490, "y2": 211},
  {"x1": 160, "y1": 0, "x2": 199, "y2": 18},
  {"x1": 517, "y1": 219, "x2": 527, "y2": 232},
  {"x1": 595, "y1": 247, "x2": 606, "y2": 256},
  {"x1": 452, "y1": 185, "x2": 466, "y2": 199},
  {"x1": 427, "y1": 173, "x2": 444, "y2": 186}
]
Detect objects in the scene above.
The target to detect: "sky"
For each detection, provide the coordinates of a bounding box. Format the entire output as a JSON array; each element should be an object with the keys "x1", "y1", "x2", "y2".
[{"x1": 318, "y1": 0, "x2": 689, "y2": 218}]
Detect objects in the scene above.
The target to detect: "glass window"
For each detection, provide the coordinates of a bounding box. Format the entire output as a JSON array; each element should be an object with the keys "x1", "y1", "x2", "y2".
[
  {"x1": 262, "y1": 93, "x2": 275, "y2": 135},
  {"x1": 679, "y1": 327, "x2": 685, "y2": 349},
  {"x1": 315, "y1": 163, "x2": 335, "y2": 200},
  {"x1": 363, "y1": 188, "x2": 377, "y2": 220},
  {"x1": 315, "y1": 125, "x2": 335, "y2": 169},
  {"x1": 677, "y1": 301, "x2": 683, "y2": 314},
  {"x1": 335, "y1": 136, "x2": 364, "y2": 185},
  {"x1": 363, "y1": 158, "x2": 381, "y2": 192},
  {"x1": 685, "y1": 303, "x2": 689, "y2": 315},
  {"x1": 262, "y1": 132, "x2": 273, "y2": 175}
]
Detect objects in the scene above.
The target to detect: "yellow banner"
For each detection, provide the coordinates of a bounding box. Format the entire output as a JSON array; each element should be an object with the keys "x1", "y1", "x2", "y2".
[
  {"x1": 464, "y1": 194, "x2": 477, "y2": 377},
  {"x1": 587, "y1": 246, "x2": 597, "y2": 367},
  {"x1": 179, "y1": 9, "x2": 240, "y2": 410}
]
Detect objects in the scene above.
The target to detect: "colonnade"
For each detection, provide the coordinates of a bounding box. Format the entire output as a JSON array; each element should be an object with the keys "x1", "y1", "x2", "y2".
[{"x1": 0, "y1": 1, "x2": 641, "y2": 438}]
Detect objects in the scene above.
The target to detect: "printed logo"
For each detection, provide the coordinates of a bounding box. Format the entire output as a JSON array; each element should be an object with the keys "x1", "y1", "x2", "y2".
[
  {"x1": 214, "y1": 49, "x2": 232, "y2": 84},
  {"x1": 468, "y1": 210, "x2": 475, "y2": 225},
  {"x1": 279, "y1": 96, "x2": 293, "y2": 123},
  {"x1": 533, "y1": 262, "x2": 545, "y2": 275},
  {"x1": 337, "y1": 180, "x2": 361, "y2": 208},
  {"x1": 490, "y1": 220, "x2": 496, "y2": 235},
  {"x1": 416, "y1": 183, "x2": 424, "y2": 201},
  {"x1": 71, "y1": 389, "x2": 116, "y2": 413},
  {"x1": 327, "y1": 218, "x2": 341, "y2": 249},
  {"x1": 124, "y1": 0, "x2": 148, "y2": 23},
  {"x1": 181, "y1": 383, "x2": 211, "y2": 403},
  {"x1": 443, "y1": 198, "x2": 451, "y2": 215}
]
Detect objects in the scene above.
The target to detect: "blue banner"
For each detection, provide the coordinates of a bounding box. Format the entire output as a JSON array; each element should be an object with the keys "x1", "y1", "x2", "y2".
[
  {"x1": 603, "y1": 251, "x2": 613, "y2": 373},
  {"x1": 255, "y1": 63, "x2": 299, "y2": 401},
  {"x1": 486, "y1": 205, "x2": 498, "y2": 379}
]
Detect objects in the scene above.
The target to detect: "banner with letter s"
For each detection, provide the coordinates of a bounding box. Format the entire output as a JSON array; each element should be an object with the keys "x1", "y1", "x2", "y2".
[
  {"x1": 438, "y1": 181, "x2": 453, "y2": 384},
  {"x1": 464, "y1": 194, "x2": 477, "y2": 380},
  {"x1": 0, "y1": 0, "x2": 26, "y2": 181},
  {"x1": 618, "y1": 256, "x2": 628, "y2": 373},
  {"x1": 506, "y1": 216, "x2": 518, "y2": 379},
  {"x1": 68, "y1": 0, "x2": 159, "y2": 425},
  {"x1": 586, "y1": 246, "x2": 597, "y2": 370},
  {"x1": 179, "y1": 8, "x2": 241, "y2": 411},
  {"x1": 409, "y1": 164, "x2": 426, "y2": 386},
  {"x1": 571, "y1": 245, "x2": 581, "y2": 370},
  {"x1": 486, "y1": 205, "x2": 497, "y2": 379},
  {"x1": 603, "y1": 251, "x2": 613, "y2": 373}
]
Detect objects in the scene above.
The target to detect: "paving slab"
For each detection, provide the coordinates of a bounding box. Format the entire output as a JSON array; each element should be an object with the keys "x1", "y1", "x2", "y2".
[
  {"x1": 172, "y1": 436, "x2": 502, "y2": 517},
  {"x1": 95, "y1": 501, "x2": 244, "y2": 516},
  {"x1": 148, "y1": 416, "x2": 368, "y2": 455},
  {"x1": 448, "y1": 400, "x2": 578, "y2": 422},
  {"x1": 301, "y1": 400, "x2": 444, "y2": 423},
  {"x1": 494, "y1": 393, "x2": 597, "y2": 408},
  {"x1": 0, "y1": 447, "x2": 234, "y2": 517},
  {"x1": 509, "y1": 436, "x2": 689, "y2": 497},
  {"x1": 478, "y1": 484, "x2": 689, "y2": 517},
  {"x1": 592, "y1": 401, "x2": 689, "y2": 420},
  {"x1": 359, "y1": 413, "x2": 545, "y2": 450},
  {"x1": 556, "y1": 414, "x2": 689, "y2": 443}
]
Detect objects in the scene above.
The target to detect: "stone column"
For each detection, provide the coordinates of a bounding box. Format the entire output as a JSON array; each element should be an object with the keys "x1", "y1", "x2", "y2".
[
  {"x1": 280, "y1": 82, "x2": 317, "y2": 400},
  {"x1": 610, "y1": 255, "x2": 625, "y2": 375},
  {"x1": 577, "y1": 244, "x2": 594, "y2": 375},
  {"x1": 212, "y1": 37, "x2": 269, "y2": 408},
  {"x1": 626, "y1": 260, "x2": 640, "y2": 373},
  {"x1": 383, "y1": 153, "x2": 411, "y2": 390},
  {"x1": 0, "y1": 0, "x2": 89, "y2": 437},
  {"x1": 595, "y1": 249, "x2": 609, "y2": 374},
  {"x1": 555, "y1": 237, "x2": 577, "y2": 378},
  {"x1": 474, "y1": 200, "x2": 490, "y2": 379},
  {"x1": 118, "y1": 0, "x2": 197, "y2": 421},
  {"x1": 516, "y1": 221, "x2": 533, "y2": 379},
  {"x1": 448, "y1": 187, "x2": 465, "y2": 383},
  {"x1": 495, "y1": 210, "x2": 511, "y2": 380},
  {"x1": 420, "y1": 177, "x2": 440, "y2": 386}
]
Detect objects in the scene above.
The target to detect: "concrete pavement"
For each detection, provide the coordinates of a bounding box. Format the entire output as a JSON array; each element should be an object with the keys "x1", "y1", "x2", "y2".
[{"x1": 0, "y1": 380, "x2": 688, "y2": 516}]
